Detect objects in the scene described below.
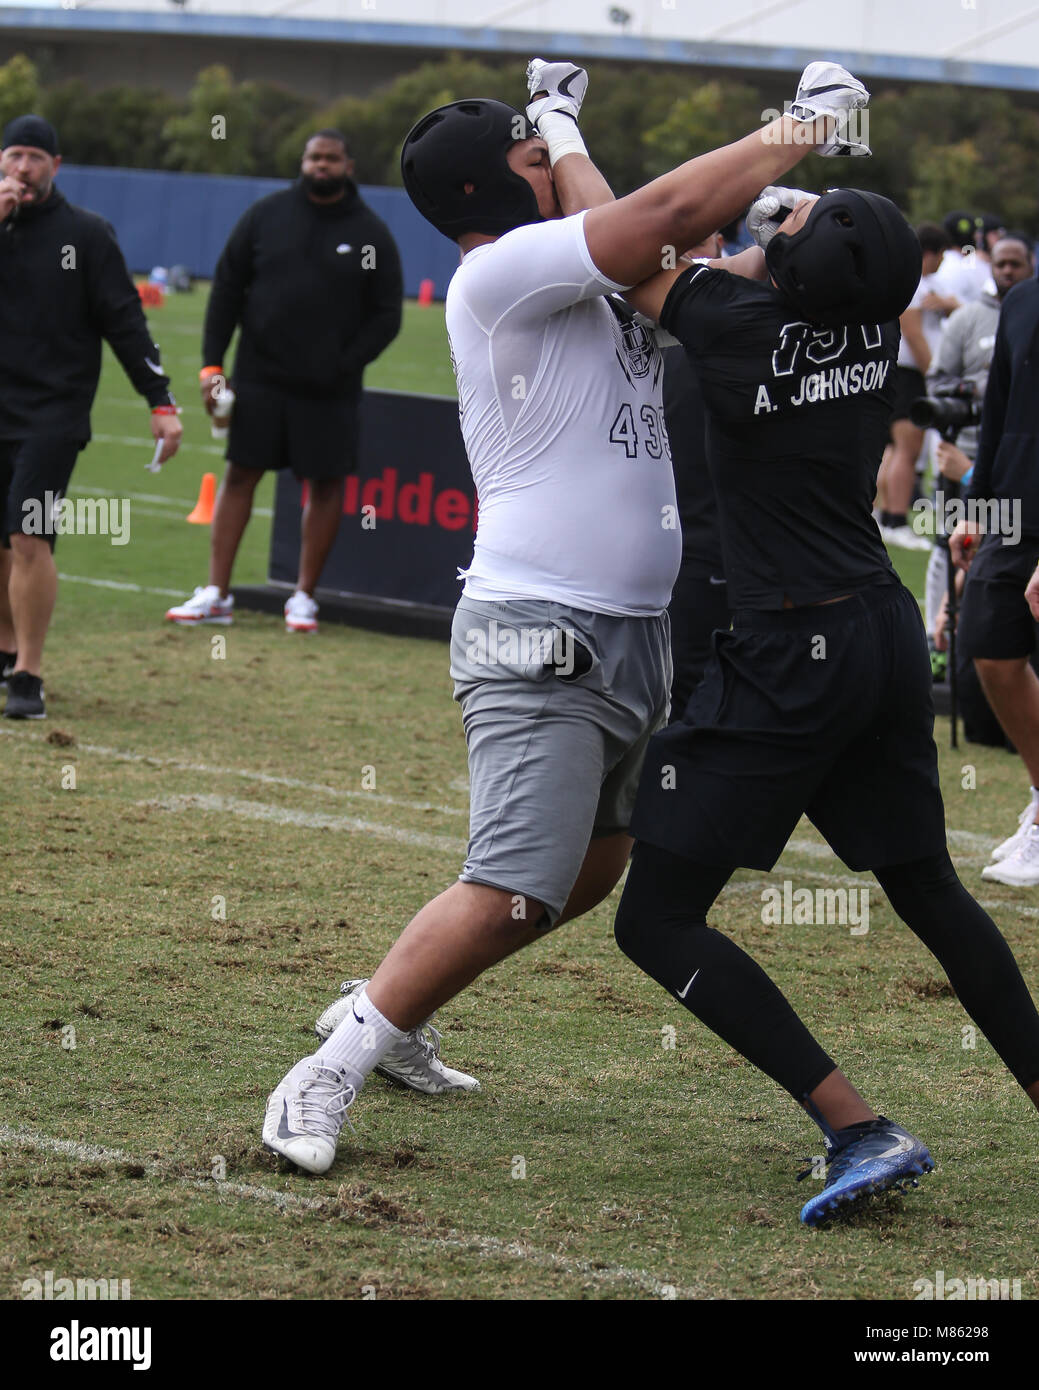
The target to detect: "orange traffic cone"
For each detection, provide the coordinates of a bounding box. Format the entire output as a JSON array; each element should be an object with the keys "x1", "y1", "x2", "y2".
[
  {"x1": 187, "y1": 472, "x2": 217, "y2": 524},
  {"x1": 417, "y1": 278, "x2": 434, "y2": 306}
]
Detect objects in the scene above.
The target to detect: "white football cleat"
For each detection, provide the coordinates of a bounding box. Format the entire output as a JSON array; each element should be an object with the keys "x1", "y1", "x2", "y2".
[
  {"x1": 990, "y1": 794, "x2": 1039, "y2": 862},
  {"x1": 284, "y1": 590, "x2": 318, "y2": 633},
  {"x1": 165, "y1": 584, "x2": 233, "y2": 625},
  {"x1": 262, "y1": 1055, "x2": 356, "y2": 1174},
  {"x1": 315, "y1": 979, "x2": 481, "y2": 1095},
  {"x1": 981, "y1": 826, "x2": 1039, "y2": 887},
  {"x1": 880, "y1": 524, "x2": 932, "y2": 553}
]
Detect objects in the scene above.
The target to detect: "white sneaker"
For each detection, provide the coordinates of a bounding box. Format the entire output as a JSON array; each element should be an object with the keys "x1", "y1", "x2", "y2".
[
  {"x1": 981, "y1": 825, "x2": 1039, "y2": 887},
  {"x1": 284, "y1": 591, "x2": 318, "y2": 633},
  {"x1": 990, "y1": 794, "x2": 1039, "y2": 862},
  {"x1": 315, "y1": 979, "x2": 481, "y2": 1095},
  {"x1": 262, "y1": 1055, "x2": 356, "y2": 1174},
  {"x1": 881, "y1": 524, "x2": 932, "y2": 553},
  {"x1": 165, "y1": 584, "x2": 233, "y2": 625}
]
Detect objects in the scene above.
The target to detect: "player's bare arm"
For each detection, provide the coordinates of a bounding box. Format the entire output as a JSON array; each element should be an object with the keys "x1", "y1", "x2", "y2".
[
  {"x1": 580, "y1": 60, "x2": 868, "y2": 289},
  {"x1": 624, "y1": 195, "x2": 814, "y2": 322}
]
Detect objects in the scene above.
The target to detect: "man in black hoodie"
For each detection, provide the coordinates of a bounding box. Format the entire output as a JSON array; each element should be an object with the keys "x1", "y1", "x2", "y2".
[
  {"x1": 165, "y1": 130, "x2": 403, "y2": 634},
  {"x1": 0, "y1": 115, "x2": 182, "y2": 720}
]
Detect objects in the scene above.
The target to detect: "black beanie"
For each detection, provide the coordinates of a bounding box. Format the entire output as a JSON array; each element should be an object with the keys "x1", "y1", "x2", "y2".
[{"x1": 2, "y1": 114, "x2": 59, "y2": 156}]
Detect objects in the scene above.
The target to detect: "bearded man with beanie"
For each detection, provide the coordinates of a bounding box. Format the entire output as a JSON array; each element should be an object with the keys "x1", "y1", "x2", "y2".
[{"x1": 0, "y1": 114, "x2": 181, "y2": 719}]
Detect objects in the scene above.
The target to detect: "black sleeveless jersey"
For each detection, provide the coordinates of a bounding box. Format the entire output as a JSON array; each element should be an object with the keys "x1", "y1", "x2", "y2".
[{"x1": 659, "y1": 264, "x2": 900, "y2": 609}]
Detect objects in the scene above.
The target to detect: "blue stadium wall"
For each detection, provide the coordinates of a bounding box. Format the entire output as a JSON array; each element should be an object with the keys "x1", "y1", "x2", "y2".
[{"x1": 56, "y1": 164, "x2": 461, "y2": 300}]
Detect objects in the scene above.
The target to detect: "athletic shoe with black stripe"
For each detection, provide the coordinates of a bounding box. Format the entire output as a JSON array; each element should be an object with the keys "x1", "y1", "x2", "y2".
[
  {"x1": 262, "y1": 1055, "x2": 356, "y2": 1175},
  {"x1": 798, "y1": 1116, "x2": 933, "y2": 1226},
  {"x1": 315, "y1": 978, "x2": 481, "y2": 1095},
  {"x1": 3, "y1": 671, "x2": 45, "y2": 719}
]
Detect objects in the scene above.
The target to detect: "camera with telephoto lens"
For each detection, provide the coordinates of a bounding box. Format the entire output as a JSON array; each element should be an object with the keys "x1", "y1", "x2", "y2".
[{"x1": 909, "y1": 380, "x2": 982, "y2": 442}]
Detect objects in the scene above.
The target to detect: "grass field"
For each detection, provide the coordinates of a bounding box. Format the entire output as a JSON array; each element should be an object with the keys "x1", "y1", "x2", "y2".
[{"x1": 1, "y1": 287, "x2": 1036, "y2": 1304}]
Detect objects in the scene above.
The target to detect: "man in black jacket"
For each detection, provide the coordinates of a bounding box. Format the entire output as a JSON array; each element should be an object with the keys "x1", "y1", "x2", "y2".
[
  {"x1": 0, "y1": 114, "x2": 182, "y2": 720},
  {"x1": 165, "y1": 130, "x2": 403, "y2": 633}
]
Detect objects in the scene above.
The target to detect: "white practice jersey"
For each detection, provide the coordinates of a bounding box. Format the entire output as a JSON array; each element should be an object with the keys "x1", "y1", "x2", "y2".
[
  {"x1": 935, "y1": 247, "x2": 992, "y2": 307},
  {"x1": 897, "y1": 272, "x2": 945, "y2": 370},
  {"x1": 446, "y1": 211, "x2": 681, "y2": 617}
]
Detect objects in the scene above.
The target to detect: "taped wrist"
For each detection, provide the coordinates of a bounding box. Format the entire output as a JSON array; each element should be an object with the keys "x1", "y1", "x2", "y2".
[{"x1": 537, "y1": 110, "x2": 589, "y2": 165}]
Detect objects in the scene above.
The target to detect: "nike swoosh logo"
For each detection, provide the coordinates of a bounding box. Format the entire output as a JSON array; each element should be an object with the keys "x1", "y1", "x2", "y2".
[
  {"x1": 351, "y1": 1003, "x2": 365, "y2": 1024},
  {"x1": 850, "y1": 1136, "x2": 913, "y2": 1169},
  {"x1": 676, "y1": 969, "x2": 699, "y2": 999},
  {"x1": 708, "y1": 576, "x2": 726, "y2": 586},
  {"x1": 144, "y1": 356, "x2": 164, "y2": 376},
  {"x1": 276, "y1": 1100, "x2": 294, "y2": 1140}
]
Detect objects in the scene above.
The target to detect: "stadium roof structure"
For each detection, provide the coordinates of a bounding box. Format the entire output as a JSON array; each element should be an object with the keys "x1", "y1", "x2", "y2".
[{"x1": 5, "y1": 0, "x2": 1039, "y2": 92}]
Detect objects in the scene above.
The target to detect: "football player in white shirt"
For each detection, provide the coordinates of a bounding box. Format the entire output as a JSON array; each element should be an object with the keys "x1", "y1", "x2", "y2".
[{"x1": 262, "y1": 59, "x2": 872, "y2": 1174}]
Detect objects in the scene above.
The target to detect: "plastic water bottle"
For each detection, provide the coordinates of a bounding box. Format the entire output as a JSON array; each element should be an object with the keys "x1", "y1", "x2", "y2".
[{"x1": 210, "y1": 387, "x2": 235, "y2": 440}]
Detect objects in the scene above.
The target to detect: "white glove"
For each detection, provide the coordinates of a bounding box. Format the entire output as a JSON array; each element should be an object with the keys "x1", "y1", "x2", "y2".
[
  {"x1": 747, "y1": 186, "x2": 816, "y2": 247},
  {"x1": 525, "y1": 58, "x2": 589, "y2": 127},
  {"x1": 789, "y1": 61, "x2": 871, "y2": 157}
]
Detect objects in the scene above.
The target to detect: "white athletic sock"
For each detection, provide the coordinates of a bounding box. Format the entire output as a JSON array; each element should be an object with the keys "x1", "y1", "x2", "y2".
[{"x1": 312, "y1": 987, "x2": 406, "y2": 1083}]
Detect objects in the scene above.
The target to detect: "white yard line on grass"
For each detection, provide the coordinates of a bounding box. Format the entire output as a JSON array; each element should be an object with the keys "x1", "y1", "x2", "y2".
[
  {"x1": 69, "y1": 481, "x2": 273, "y2": 520},
  {"x1": 138, "y1": 791, "x2": 467, "y2": 855},
  {"x1": 57, "y1": 573, "x2": 185, "y2": 598},
  {"x1": 0, "y1": 726, "x2": 469, "y2": 819},
  {"x1": 91, "y1": 428, "x2": 228, "y2": 461},
  {"x1": 0, "y1": 1125, "x2": 685, "y2": 1298}
]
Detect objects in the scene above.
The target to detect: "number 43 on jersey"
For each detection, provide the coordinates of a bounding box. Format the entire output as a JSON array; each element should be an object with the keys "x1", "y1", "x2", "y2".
[{"x1": 608, "y1": 403, "x2": 671, "y2": 459}]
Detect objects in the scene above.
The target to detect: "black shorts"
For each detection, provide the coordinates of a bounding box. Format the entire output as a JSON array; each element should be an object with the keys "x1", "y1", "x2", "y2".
[
  {"x1": 889, "y1": 365, "x2": 926, "y2": 425},
  {"x1": 227, "y1": 381, "x2": 360, "y2": 480},
  {"x1": 0, "y1": 436, "x2": 84, "y2": 549},
  {"x1": 957, "y1": 535, "x2": 1039, "y2": 661},
  {"x1": 631, "y1": 582, "x2": 947, "y2": 872}
]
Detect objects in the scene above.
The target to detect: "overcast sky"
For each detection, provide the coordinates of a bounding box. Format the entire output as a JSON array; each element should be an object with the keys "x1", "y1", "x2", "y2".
[{"x1": 52, "y1": 0, "x2": 1039, "y2": 71}]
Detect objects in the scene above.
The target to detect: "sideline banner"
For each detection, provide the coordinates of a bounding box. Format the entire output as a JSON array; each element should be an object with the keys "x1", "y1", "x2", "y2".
[{"x1": 268, "y1": 389, "x2": 475, "y2": 612}]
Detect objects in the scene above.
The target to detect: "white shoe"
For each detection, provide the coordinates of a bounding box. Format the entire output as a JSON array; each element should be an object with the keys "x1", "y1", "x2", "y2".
[
  {"x1": 881, "y1": 524, "x2": 932, "y2": 553},
  {"x1": 285, "y1": 591, "x2": 318, "y2": 633},
  {"x1": 990, "y1": 794, "x2": 1039, "y2": 862},
  {"x1": 981, "y1": 825, "x2": 1039, "y2": 887},
  {"x1": 165, "y1": 584, "x2": 233, "y2": 625},
  {"x1": 315, "y1": 979, "x2": 481, "y2": 1095},
  {"x1": 262, "y1": 1055, "x2": 356, "y2": 1174}
]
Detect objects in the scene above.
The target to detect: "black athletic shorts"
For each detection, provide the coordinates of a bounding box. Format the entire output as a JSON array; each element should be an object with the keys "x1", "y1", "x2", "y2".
[
  {"x1": 227, "y1": 381, "x2": 360, "y2": 480},
  {"x1": 631, "y1": 581, "x2": 947, "y2": 872},
  {"x1": 957, "y1": 534, "x2": 1039, "y2": 661},
  {"x1": 889, "y1": 365, "x2": 926, "y2": 425},
  {"x1": 0, "y1": 436, "x2": 84, "y2": 549}
]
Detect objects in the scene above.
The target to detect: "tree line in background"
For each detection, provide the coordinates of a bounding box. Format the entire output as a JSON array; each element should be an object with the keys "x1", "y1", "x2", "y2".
[{"x1": 3, "y1": 49, "x2": 1038, "y2": 231}]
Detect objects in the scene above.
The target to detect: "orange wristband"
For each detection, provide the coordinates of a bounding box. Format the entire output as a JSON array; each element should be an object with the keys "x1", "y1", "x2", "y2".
[{"x1": 200, "y1": 365, "x2": 224, "y2": 380}]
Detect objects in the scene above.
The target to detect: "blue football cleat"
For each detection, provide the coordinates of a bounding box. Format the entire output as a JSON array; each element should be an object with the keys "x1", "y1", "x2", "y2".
[{"x1": 798, "y1": 1116, "x2": 934, "y2": 1226}]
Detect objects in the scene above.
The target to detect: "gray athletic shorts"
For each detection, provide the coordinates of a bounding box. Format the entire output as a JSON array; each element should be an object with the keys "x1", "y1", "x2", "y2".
[{"x1": 449, "y1": 595, "x2": 672, "y2": 926}]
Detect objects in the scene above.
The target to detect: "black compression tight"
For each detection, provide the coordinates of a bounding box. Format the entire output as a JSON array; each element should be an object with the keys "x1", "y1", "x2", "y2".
[{"x1": 614, "y1": 842, "x2": 1039, "y2": 1100}]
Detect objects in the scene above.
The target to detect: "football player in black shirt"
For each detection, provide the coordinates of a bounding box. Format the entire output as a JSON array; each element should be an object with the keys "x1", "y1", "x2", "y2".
[
  {"x1": 604, "y1": 188, "x2": 1039, "y2": 1224},
  {"x1": 659, "y1": 231, "x2": 732, "y2": 717}
]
